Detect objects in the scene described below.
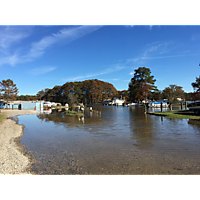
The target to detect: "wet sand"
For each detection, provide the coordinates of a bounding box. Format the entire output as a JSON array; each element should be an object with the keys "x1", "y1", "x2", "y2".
[{"x1": 0, "y1": 110, "x2": 39, "y2": 175}]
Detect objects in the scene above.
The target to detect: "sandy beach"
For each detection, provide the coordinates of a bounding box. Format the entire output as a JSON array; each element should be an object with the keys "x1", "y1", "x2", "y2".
[{"x1": 0, "y1": 110, "x2": 39, "y2": 175}]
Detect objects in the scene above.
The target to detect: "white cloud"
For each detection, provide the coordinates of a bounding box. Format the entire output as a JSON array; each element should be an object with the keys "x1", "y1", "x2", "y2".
[
  {"x1": 65, "y1": 66, "x2": 124, "y2": 81},
  {"x1": 112, "y1": 79, "x2": 119, "y2": 81},
  {"x1": 125, "y1": 25, "x2": 154, "y2": 30},
  {"x1": 128, "y1": 53, "x2": 199, "y2": 63},
  {"x1": 191, "y1": 34, "x2": 200, "y2": 41},
  {"x1": 143, "y1": 41, "x2": 171, "y2": 57},
  {"x1": 149, "y1": 25, "x2": 153, "y2": 30},
  {"x1": 0, "y1": 26, "x2": 101, "y2": 66},
  {"x1": 125, "y1": 25, "x2": 135, "y2": 28},
  {"x1": 126, "y1": 41, "x2": 196, "y2": 64},
  {"x1": 0, "y1": 26, "x2": 32, "y2": 66},
  {"x1": 130, "y1": 72, "x2": 133, "y2": 75},
  {"x1": 0, "y1": 26, "x2": 31, "y2": 49},
  {"x1": 21, "y1": 26, "x2": 101, "y2": 64},
  {"x1": 28, "y1": 66, "x2": 57, "y2": 75}
]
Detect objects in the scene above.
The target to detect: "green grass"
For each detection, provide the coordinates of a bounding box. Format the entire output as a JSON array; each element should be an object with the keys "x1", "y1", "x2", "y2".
[
  {"x1": 0, "y1": 113, "x2": 6, "y2": 123},
  {"x1": 65, "y1": 110, "x2": 84, "y2": 116},
  {"x1": 147, "y1": 110, "x2": 200, "y2": 120},
  {"x1": 0, "y1": 114, "x2": 3, "y2": 122}
]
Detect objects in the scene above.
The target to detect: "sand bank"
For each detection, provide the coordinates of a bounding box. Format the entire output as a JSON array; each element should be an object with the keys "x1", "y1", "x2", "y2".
[{"x1": 0, "y1": 110, "x2": 39, "y2": 175}]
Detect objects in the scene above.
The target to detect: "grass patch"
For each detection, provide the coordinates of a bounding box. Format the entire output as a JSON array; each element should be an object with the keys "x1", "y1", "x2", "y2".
[
  {"x1": 65, "y1": 110, "x2": 84, "y2": 116},
  {"x1": 0, "y1": 112, "x2": 6, "y2": 123},
  {"x1": 147, "y1": 110, "x2": 200, "y2": 120}
]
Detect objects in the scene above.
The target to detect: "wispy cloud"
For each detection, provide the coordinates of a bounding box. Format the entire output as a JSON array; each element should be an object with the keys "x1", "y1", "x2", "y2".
[
  {"x1": 143, "y1": 41, "x2": 172, "y2": 56},
  {"x1": 125, "y1": 25, "x2": 135, "y2": 28},
  {"x1": 111, "y1": 79, "x2": 119, "y2": 81},
  {"x1": 0, "y1": 26, "x2": 101, "y2": 66},
  {"x1": 28, "y1": 66, "x2": 57, "y2": 75},
  {"x1": 191, "y1": 33, "x2": 200, "y2": 41},
  {"x1": 149, "y1": 25, "x2": 153, "y2": 30},
  {"x1": 65, "y1": 66, "x2": 124, "y2": 81},
  {"x1": 0, "y1": 26, "x2": 32, "y2": 66},
  {"x1": 125, "y1": 25, "x2": 154, "y2": 30},
  {"x1": 0, "y1": 26, "x2": 31, "y2": 49},
  {"x1": 22, "y1": 26, "x2": 101, "y2": 63},
  {"x1": 126, "y1": 41, "x2": 195, "y2": 63}
]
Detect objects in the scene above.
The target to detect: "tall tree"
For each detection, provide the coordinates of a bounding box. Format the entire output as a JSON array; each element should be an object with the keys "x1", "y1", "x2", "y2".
[
  {"x1": 117, "y1": 90, "x2": 129, "y2": 101},
  {"x1": 191, "y1": 76, "x2": 200, "y2": 92},
  {"x1": 128, "y1": 67, "x2": 157, "y2": 102},
  {"x1": 191, "y1": 76, "x2": 200, "y2": 100},
  {"x1": 36, "y1": 90, "x2": 45, "y2": 100},
  {"x1": 162, "y1": 84, "x2": 185, "y2": 103},
  {"x1": 0, "y1": 79, "x2": 18, "y2": 108},
  {"x1": 148, "y1": 90, "x2": 162, "y2": 101}
]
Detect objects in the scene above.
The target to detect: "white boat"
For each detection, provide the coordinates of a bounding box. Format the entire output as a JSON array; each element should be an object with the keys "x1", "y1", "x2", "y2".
[
  {"x1": 188, "y1": 101, "x2": 200, "y2": 114},
  {"x1": 148, "y1": 101, "x2": 168, "y2": 108},
  {"x1": 43, "y1": 101, "x2": 58, "y2": 107},
  {"x1": 128, "y1": 102, "x2": 138, "y2": 106},
  {"x1": 110, "y1": 97, "x2": 125, "y2": 106}
]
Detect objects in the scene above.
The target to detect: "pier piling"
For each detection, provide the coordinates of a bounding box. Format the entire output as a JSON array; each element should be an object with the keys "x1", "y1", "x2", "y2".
[
  {"x1": 170, "y1": 103, "x2": 172, "y2": 111},
  {"x1": 144, "y1": 104, "x2": 147, "y2": 114}
]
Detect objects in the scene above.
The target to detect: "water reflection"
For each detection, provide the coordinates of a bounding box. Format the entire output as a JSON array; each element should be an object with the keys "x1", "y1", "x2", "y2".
[
  {"x1": 36, "y1": 108, "x2": 103, "y2": 129},
  {"x1": 35, "y1": 106, "x2": 200, "y2": 146},
  {"x1": 129, "y1": 107, "x2": 155, "y2": 149},
  {"x1": 16, "y1": 105, "x2": 200, "y2": 175}
]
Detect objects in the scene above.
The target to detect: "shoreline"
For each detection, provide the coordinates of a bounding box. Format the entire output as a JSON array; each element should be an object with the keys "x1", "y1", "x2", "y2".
[
  {"x1": 0, "y1": 110, "x2": 39, "y2": 175},
  {"x1": 147, "y1": 110, "x2": 200, "y2": 120}
]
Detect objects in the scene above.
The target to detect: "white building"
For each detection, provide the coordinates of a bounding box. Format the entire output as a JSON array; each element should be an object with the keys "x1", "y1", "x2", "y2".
[{"x1": 110, "y1": 97, "x2": 125, "y2": 106}]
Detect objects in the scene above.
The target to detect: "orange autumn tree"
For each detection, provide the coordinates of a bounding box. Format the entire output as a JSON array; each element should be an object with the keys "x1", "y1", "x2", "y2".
[
  {"x1": 117, "y1": 90, "x2": 129, "y2": 101},
  {"x1": 40, "y1": 79, "x2": 118, "y2": 105}
]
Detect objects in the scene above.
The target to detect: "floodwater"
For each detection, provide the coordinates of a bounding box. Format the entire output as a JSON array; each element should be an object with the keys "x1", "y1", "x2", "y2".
[{"x1": 14, "y1": 105, "x2": 200, "y2": 174}]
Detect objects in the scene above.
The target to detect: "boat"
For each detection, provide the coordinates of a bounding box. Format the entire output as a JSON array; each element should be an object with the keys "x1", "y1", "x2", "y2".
[
  {"x1": 43, "y1": 101, "x2": 58, "y2": 107},
  {"x1": 110, "y1": 97, "x2": 125, "y2": 106},
  {"x1": 187, "y1": 101, "x2": 200, "y2": 114},
  {"x1": 127, "y1": 102, "x2": 138, "y2": 106},
  {"x1": 104, "y1": 97, "x2": 125, "y2": 106},
  {"x1": 147, "y1": 101, "x2": 168, "y2": 108}
]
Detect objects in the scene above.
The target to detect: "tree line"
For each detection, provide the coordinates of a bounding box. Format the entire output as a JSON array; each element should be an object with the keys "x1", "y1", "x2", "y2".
[
  {"x1": 128, "y1": 67, "x2": 199, "y2": 103},
  {"x1": 37, "y1": 79, "x2": 118, "y2": 105},
  {"x1": 1, "y1": 67, "x2": 200, "y2": 106}
]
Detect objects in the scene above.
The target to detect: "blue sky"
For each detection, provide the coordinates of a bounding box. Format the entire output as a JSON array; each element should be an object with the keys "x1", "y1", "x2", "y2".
[{"x1": 0, "y1": 25, "x2": 200, "y2": 95}]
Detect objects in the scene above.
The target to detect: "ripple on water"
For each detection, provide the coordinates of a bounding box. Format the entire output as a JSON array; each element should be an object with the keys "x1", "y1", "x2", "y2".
[{"x1": 16, "y1": 105, "x2": 200, "y2": 175}]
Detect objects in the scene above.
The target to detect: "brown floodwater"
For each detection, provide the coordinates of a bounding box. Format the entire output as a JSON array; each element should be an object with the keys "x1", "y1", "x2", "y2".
[{"x1": 14, "y1": 105, "x2": 200, "y2": 175}]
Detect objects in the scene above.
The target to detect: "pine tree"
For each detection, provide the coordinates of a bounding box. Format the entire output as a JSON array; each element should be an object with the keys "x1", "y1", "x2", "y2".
[
  {"x1": 128, "y1": 67, "x2": 157, "y2": 102},
  {"x1": 0, "y1": 79, "x2": 18, "y2": 108}
]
